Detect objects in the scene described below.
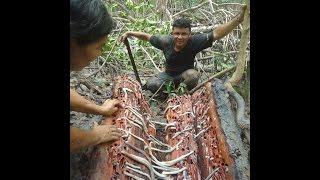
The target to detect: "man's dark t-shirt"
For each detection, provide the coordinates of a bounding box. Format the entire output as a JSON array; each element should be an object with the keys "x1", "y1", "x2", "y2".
[{"x1": 149, "y1": 32, "x2": 214, "y2": 76}]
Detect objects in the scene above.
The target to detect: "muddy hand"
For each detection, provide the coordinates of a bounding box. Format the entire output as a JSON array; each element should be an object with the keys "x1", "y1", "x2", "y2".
[
  {"x1": 119, "y1": 32, "x2": 130, "y2": 43},
  {"x1": 100, "y1": 99, "x2": 123, "y2": 116},
  {"x1": 237, "y1": 5, "x2": 247, "y2": 23},
  {"x1": 92, "y1": 124, "x2": 122, "y2": 144}
]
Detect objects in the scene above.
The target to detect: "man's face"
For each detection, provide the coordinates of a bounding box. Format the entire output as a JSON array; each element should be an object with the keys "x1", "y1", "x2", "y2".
[
  {"x1": 172, "y1": 27, "x2": 191, "y2": 48},
  {"x1": 70, "y1": 36, "x2": 107, "y2": 71}
]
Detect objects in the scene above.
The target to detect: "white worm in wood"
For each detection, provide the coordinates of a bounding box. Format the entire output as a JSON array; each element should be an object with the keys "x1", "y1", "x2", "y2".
[
  {"x1": 150, "y1": 120, "x2": 169, "y2": 126},
  {"x1": 124, "y1": 166, "x2": 151, "y2": 180},
  {"x1": 122, "y1": 87, "x2": 133, "y2": 100},
  {"x1": 172, "y1": 125, "x2": 194, "y2": 139},
  {"x1": 194, "y1": 126, "x2": 212, "y2": 139},
  {"x1": 152, "y1": 165, "x2": 179, "y2": 171},
  {"x1": 125, "y1": 162, "x2": 141, "y2": 170},
  {"x1": 147, "y1": 139, "x2": 183, "y2": 153},
  {"x1": 204, "y1": 167, "x2": 220, "y2": 180},
  {"x1": 123, "y1": 170, "x2": 144, "y2": 180},
  {"x1": 148, "y1": 135, "x2": 172, "y2": 149},
  {"x1": 198, "y1": 107, "x2": 210, "y2": 120},
  {"x1": 150, "y1": 150, "x2": 195, "y2": 167},
  {"x1": 164, "y1": 122, "x2": 177, "y2": 131},
  {"x1": 162, "y1": 166, "x2": 188, "y2": 175},
  {"x1": 179, "y1": 111, "x2": 195, "y2": 118},
  {"x1": 121, "y1": 151, "x2": 165, "y2": 179},
  {"x1": 164, "y1": 104, "x2": 180, "y2": 114},
  {"x1": 126, "y1": 118, "x2": 143, "y2": 130},
  {"x1": 117, "y1": 116, "x2": 142, "y2": 130},
  {"x1": 122, "y1": 87, "x2": 133, "y2": 93}
]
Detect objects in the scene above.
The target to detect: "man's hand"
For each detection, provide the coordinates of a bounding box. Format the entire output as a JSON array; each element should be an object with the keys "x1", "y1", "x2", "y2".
[
  {"x1": 236, "y1": 5, "x2": 247, "y2": 23},
  {"x1": 99, "y1": 99, "x2": 123, "y2": 116},
  {"x1": 119, "y1": 31, "x2": 131, "y2": 43},
  {"x1": 119, "y1": 31, "x2": 151, "y2": 42},
  {"x1": 92, "y1": 124, "x2": 122, "y2": 144}
]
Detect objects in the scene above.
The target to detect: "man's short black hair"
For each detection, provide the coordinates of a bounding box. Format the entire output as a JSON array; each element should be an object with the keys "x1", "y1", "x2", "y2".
[
  {"x1": 172, "y1": 17, "x2": 191, "y2": 31},
  {"x1": 70, "y1": 0, "x2": 115, "y2": 45}
]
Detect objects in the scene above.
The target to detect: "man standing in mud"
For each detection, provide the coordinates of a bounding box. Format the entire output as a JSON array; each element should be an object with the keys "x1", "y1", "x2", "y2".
[{"x1": 120, "y1": 5, "x2": 247, "y2": 93}]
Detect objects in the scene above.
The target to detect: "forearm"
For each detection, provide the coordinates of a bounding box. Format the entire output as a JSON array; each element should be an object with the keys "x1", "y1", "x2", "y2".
[
  {"x1": 213, "y1": 14, "x2": 242, "y2": 40},
  {"x1": 70, "y1": 127, "x2": 100, "y2": 152},
  {"x1": 70, "y1": 89, "x2": 102, "y2": 115},
  {"x1": 127, "y1": 31, "x2": 151, "y2": 41}
]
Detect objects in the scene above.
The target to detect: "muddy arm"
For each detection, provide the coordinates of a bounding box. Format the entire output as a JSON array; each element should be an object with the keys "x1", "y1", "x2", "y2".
[
  {"x1": 213, "y1": 5, "x2": 246, "y2": 40},
  {"x1": 120, "y1": 31, "x2": 152, "y2": 42},
  {"x1": 70, "y1": 127, "x2": 100, "y2": 153},
  {"x1": 70, "y1": 88, "x2": 104, "y2": 115}
]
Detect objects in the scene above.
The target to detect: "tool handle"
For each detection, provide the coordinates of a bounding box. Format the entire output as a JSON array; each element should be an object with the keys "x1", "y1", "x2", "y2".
[{"x1": 124, "y1": 39, "x2": 142, "y2": 86}]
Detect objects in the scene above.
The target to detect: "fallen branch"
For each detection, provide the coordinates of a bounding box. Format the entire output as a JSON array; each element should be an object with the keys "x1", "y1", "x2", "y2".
[
  {"x1": 126, "y1": 15, "x2": 137, "y2": 23},
  {"x1": 110, "y1": 0, "x2": 130, "y2": 15},
  {"x1": 208, "y1": 0, "x2": 215, "y2": 13},
  {"x1": 148, "y1": 81, "x2": 166, "y2": 102},
  {"x1": 140, "y1": 45, "x2": 162, "y2": 73},
  {"x1": 165, "y1": 8, "x2": 173, "y2": 23},
  {"x1": 191, "y1": 25, "x2": 218, "y2": 34},
  {"x1": 189, "y1": 65, "x2": 236, "y2": 94},
  {"x1": 77, "y1": 74, "x2": 104, "y2": 95},
  {"x1": 172, "y1": 1, "x2": 209, "y2": 18},
  {"x1": 195, "y1": 58, "x2": 209, "y2": 78},
  {"x1": 226, "y1": 2, "x2": 250, "y2": 86},
  {"x1": 113, "y1": 16, "x2": 131, "y2": 23},
  {"x1": 218, "y1": 2, "x2": 244, "y2": 7},
  {"x1": 195, "y1": 62, "x2": 215, "y2": 73},
  {"x1": 211, "y1": 1, "x2": 244, "y2": 8}
]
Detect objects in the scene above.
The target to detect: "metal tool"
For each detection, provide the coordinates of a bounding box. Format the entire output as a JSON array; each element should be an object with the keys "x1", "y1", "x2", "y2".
[{"x1": 123, "y1": 38, "x2": 142, "y2": 86}]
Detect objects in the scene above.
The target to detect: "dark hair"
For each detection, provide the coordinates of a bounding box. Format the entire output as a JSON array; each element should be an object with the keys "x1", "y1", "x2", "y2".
[
  {"x1": 70, "y1": 0, "x2": 115, "y2": 45},
  {"x1": 172, "y1": 17, "x2": 191, "y2": 31}
]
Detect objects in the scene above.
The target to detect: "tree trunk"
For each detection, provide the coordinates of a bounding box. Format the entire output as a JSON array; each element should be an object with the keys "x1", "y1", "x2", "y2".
[
  {"x1": 156, "y1": 0, "x2": 168, "y2": 19},
  {"x1": 226, "y1": 0, "x2": 250, "y2": 87}
]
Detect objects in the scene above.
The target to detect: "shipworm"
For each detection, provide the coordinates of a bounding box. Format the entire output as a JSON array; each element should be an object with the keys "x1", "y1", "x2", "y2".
[
  {"x1": 198, "y1": 107, "x2": 210, "y2": 121},
  {"x1": 152, "y1": 165, "x2": 179, "y2": 171},
  {"x1": 162, "y1": 166, "x2": 188, "y2": 175},
  {"x1": 148, "y1": 135, "x2": 172, "y2": 149},
  {"x1": 172, "y1": 125, "x2": 194, "y2": 139},
  {"x1": 164, "y1": 122, "x2": 177, "y2": 131},
  {"x1": 148, "y1": 139, "x2": 183, "y2": 153},
  {"x1": 150, "y1": 121, "x2": 170, "y2": 126},
  {"x1": 123, "y1": 170, "x2": 144, "y2": 180},
  {"x1": 164, "y1": 104, "x2": 181, "y2": 114},
  {"x1": 122, "y1": 87, "x2": 133, "y2": 100},
  {"x1": 194, "y1": 125, "x2": 212, "y2": 139},
  {"x1": 204, "y1": 167, "x2": 220, "y2": 180},
  {"x1": 149, "y1": 150, "x2": 195, "y2": 167},
  {"x1": 121, "y1": 151, "x2": 159, "y2": 179},
  {"x1": 117, "y1": 116, "x2": 142, "y2": 130},
  {"x1": 125, "y1": 162, "x2": 142, "y2": 170},
  {"x1": 179, "y1": 111, "x2": 195, "y2": 118},
  {"x1": 124, "y1": 166, "x2": 151, "y2": 180}
]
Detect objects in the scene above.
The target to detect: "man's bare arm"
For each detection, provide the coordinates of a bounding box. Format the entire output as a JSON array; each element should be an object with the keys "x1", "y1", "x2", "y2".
[
  {"x1": 70, "y1": 88, "x2": 104, "y2": 115},
  {"x1": 70, "y1": 89, "x2": 121, "y2": 116},
  {"x1": 120, "y1": 31, "x2": 152, "y2": 42},
  {"x1": 213, "y1": 5, "x2": 247, "y2": 40},
  {"x1": 70, "y1": 125, "x2": 121, "y2": 153}
]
